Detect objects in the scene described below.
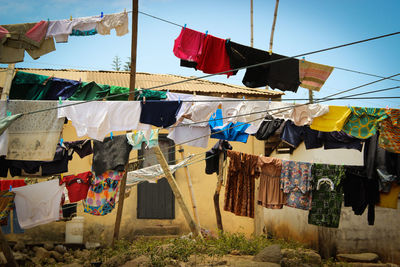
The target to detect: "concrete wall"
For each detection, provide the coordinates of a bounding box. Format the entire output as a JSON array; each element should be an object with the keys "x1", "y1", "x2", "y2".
[{"x1": 6, "y1": 122, "x2": 265, "y2": 244}]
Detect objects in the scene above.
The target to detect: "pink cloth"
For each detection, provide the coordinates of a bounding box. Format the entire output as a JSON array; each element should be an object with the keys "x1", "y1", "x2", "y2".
[
  {"x1": 173, "y1": 27, "x2": 205, "y2": 62},
  {"x1": 197, "y1": 35, "x2": 233, "y2": 77},
  {"x1": 0, "y1": 26, "x2": 9, "y2": 40},
  {"x1": 25, "y1": 21, "x2": 48, "y2": 43}
]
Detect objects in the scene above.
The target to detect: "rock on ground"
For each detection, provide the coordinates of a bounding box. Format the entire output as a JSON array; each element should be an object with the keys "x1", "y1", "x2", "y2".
[
  {"x1": 121, "y1": 255, "x2": 152, "y2": 267},
  {"x1": 253, "y1": 244, "x2": 282, "y2": 263},
  {"x1": 337, "y1": 253, "x2": 380, "y2": 263}
]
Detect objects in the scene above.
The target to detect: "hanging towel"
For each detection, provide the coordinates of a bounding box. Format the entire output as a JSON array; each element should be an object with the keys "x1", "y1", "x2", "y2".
[
  {"x1": 310, "y1": 106, "x2": 351, "y2": 132},
  {"x1": 173, "y1": 27, "x2": 205, "y2": 62},
  {"x1": 299, "y1": 60, "x2": 334, "y2": 91},
  {"x1": 97, "y1": 12, "x2": 129, "y2": 36},
  {"x1": 342, "y1": 107, "x2": 388, "y2": 139},
  {"x1": 12, "y1": 179, "x2": 64, "y2": 229},
  {"x1": 280, "y1": 160, "x2": 313, "y2": 210},
  {"x1": 139, "y1": 101, "x2": 182, "y2": 128},
  {"x1": 196, "y1": 35, "x2": 235, "y2": 77},
  {"x1": 379, "y1": 109, "x2": 400, "y2": 153},
  {"x1": 6, "y1": 100, "x2": 64, "y2": 161},
  {"x1": 126, "y1": 155, "x2": 193, "y2": 186}
]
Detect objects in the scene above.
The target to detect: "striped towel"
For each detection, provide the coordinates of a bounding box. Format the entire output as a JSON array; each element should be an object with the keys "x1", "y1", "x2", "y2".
[{"x1": 299, "y1": 61, "x2": 334, "y2": 91}]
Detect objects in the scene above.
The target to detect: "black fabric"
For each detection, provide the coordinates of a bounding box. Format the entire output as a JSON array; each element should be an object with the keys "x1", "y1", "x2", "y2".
[
  {"x1": 62, "y1": 203, "x2": 77, "y2": 219},
  {"x1": 205, "y1": 140, "x2": 232, "y2": 175},
  {"x1": 2, "y1": 145, "x2": 71, "y2": 177},
  {"x1": 180, "y1": 59, "x2": 198, "y2": 69},
  {"x1": 225, "y1": 41, "x2": 270, "y2": 88},
  {"x1": 139, "y1": 101, "x2": 182, "y2": 128},
  {"x1": 280, "y1": 121, "x2": 322, "y2": 149},
  {"x1": 92, "y1": 135, "x2": 132, "y2": 176},
  {"x1": 255, "y1": 115, "x2": 284, "y2": 140},
  {"x1": 64, "y1": 140, "x2": 93, "y2": 158},
  {"x1": 267, "y1": 53, "x2": 300, "y2": 93},
  {"x1": 0, "y1": 157, "x2": 9, "y2": 177},
  {"x1": 343, "y1": 166, "x2": 380, "y2": 225},
  {"x1": 319, "y1": 131, "x2": 363, "y2": 151}
]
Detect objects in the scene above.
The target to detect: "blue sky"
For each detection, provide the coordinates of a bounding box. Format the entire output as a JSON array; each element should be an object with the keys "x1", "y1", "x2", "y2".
[{"x1": 1, "y1": 0, "x2": 399, "y2": 108}]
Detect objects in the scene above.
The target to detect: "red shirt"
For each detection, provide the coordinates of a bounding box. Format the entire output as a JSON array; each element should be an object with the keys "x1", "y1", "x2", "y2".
[
  {"x1": 62, "y1": 171, "x2": 92, "y2": 203},
  {"x1": 0, "y1": 179, "x2": 26, "y2": 191}
]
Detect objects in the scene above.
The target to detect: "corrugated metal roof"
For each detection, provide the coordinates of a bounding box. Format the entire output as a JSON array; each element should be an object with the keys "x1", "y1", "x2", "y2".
[{"x1": 0, "y1": 68, "x2": 283, "y2": 99}]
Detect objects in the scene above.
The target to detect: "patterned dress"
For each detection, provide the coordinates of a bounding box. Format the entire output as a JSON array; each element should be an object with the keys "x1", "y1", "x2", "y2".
[
  {"x1": 379, "y1": 109, "x2": 400, "y2": 153},
  {"x1": 83, "y1": 170, "x2": 124, "y2": 216},
  {"x1": 308, "y1": 164, "x2": 345, "y2": 228},
  {"x1": 342, "y1": 107, "x2": 388, "y2": 139},
  {"x1": 280, "y1": 160, "x2": 313, "y2": 210}
]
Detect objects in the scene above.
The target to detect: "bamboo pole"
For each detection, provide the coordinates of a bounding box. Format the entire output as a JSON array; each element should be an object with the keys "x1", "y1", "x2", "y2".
[
  {"x1": 178, "y1": 146, "x2": 200, "y2": 227},
  {"x1": 0, "y1": 227, "x2": 18, "y2": 267},
  {"x1": 1, "y1": 64, "x2": 15, "y2": 100},
  {"x1": 112, "y1": 0, "x2": 139, "y2": 247},
  {"x1": 213, "y1": 152, "x2": 225, "y2": 231},
  {"x1": 268, "y1": 0, "x2": 280, "y2": 54},
  {"x1": 152, "y1": 146, "x2": 200, "y2": 236},
  {"x1": 250, "y1": 0, "x2": 254, "y2": 47}
]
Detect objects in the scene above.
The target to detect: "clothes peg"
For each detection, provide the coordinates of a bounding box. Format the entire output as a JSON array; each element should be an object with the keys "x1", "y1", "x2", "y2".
[
  {"x1": 70, "y1": 15, "x2": 72, "y2": 21},
  {"x1": 9, "y1": 185, "x2": 12, "y2": 192},
  {"x1": 166, "y1": 89, "x2": 169, "y2": 94},
  {"x1": 386, "y1": 105, "x2": 389, "y2": 110},
  {"x1": 47, "y1": 18, "x2": 50, "y2": 23},
  {"x1": 124, "y1": 8, "x2": 126, "y2": 13},
  {"x1": 6, "y1": 96, "x2": 9, "y2": 103},
  {"x1": 110, "y1": 132, "x2": 113, "y2": 140},
  {"x1": 60, "y1": 138, "x2": 64, "y2": 146},
  {"x1": 59, "y1": 96, "x2": 62, "y2": 105},
  {"x1": 143, "y1": 96, "x2": 146, "y2": 104},
  {"x1": 205, "y1": 30, "x2": 208, "y2": 37},
  {"x1": 6, "y1": 111, "x2": 11, "y2": 116},
  {"x1": 268, "y1": 49, "x2": 272, "y2": 55},
  {"x1": 268, "y1": 98, "x2": 271, "y2": 105},
  {"x1": 226, "y1": 38, "x2": 230, "y2": 44},
  {"x1": 178, "y1": 96, "x2": 181, "y2": 104},
  {"x1": 101, "y1": 12, "x2": 104, "y2": 18},
  {"x1": 184, "y1": 24, "x2": 187, "y2": 29},
  {"x1": 242, "y1": 96, "x2": 245, "y2": 100},
  {"x1": 301, "y1": 57, "x2": 305, "y2": 63}
]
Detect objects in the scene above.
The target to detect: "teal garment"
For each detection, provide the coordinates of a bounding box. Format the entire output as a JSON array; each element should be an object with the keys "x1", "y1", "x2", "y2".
[
  {"x1": 0, "y1": 113, "x2": 23, "y2": 135},
  {"x1": 126, "y1": 129, "x2": 159, "y2": 150},
  {"x1": 70, "y1": 29, "x2": 97, "y2": 36},
  {"x1": 108, "y1": 86, "x2": 129, "y2": 100},
  {"x1": 9, "y1": 71, "x2": 53, "y2": 100},
  {"x1": 308, "y1": 164, "x2": 345, "y2": 228},
  {"x1": 342, "y1": 107, "x2": 388, "y2": 139},
  {"x1": 68, "y1": 82, "x2": 110, "y2": 100},
  {"x1": 134, "y1": 89, "x2": 167, "y2": 100}
]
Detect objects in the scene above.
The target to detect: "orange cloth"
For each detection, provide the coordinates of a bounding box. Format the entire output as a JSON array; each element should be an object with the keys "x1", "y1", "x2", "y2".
[{"x1": 378, "y1": 183, "x2": 400, "y2": 209}]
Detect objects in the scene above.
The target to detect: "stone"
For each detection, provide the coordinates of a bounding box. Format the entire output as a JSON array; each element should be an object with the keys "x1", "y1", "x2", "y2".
[
  {"x1": 55, "y1": 244, "x2": 67, "y2": 254},
  {"x1": 85, "y1": 242, "x2": 101, "y2": 249},
  {"x1": 62, "y1": 263, "x2": 83, "y2": 267},
  {"x1": 13, "y1": 240, "x2": 25, "y2": 251},
  {"x1": 34, "y1": 246, "x2": 51, "y2": 261},
  {"x1": 0, "y1": 252, "x2": 6, "y2": 264},
  {"x1": 302, "y1": 250, "x2": 322, "y2": 265},
  {"x1": 50, "y1": 250, "x2": 64, "y2": 262},
  {"x1": 337, "y1": 253, "x2": 380, "y2": 263},
  {"x1": 253, "y1": 244, "x2": 282, "y2": 263},
  {"x1": 43, "y1": 241, "x2": 54, "y2": 251},
  {"x1": 103, "y1": 253, "x2": 132, "y2": 267},
  {"x1": 63, "y1": 252, "x2": 75, "y2": 263},
  {"x1": 230, "y1": 249, "x2": 241, "y2": 255},
  {"x1": 121, "y1": 255, "x2": 152, "y2": 267},
  {"x1": 13, "y1": 252, "x2": 28, "y2": 261}
]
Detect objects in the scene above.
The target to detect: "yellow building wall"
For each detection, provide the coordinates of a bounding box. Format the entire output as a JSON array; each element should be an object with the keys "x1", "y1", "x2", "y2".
[{"x1": 11, "y1": 122, "x2": 264, "y2": 244}]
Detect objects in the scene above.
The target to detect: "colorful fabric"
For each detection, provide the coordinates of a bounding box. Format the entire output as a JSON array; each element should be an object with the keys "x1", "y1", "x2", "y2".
[
  {"x1": 280, "y1": 160, "x2": 313, "y2": 210},
  {"x1": 173, "y1": 27, "x2": 205, "y2": 62},
  {"x1": 0, "y1": 191, "x2": 15, "y2": 225},
  {"x1": 126, "y1": 129, "x2": 159, "y2": 150},
  {"x1": 299, "y1": 60, "x2": 334, "y2": 91},
  {"x1": 83, "y1": 170, "x2": 124, "y2": 216},
  {"x1": 209, "y1": 109, "x2": 250, "y2": 143},
  {"x1": 308, "y1": 164, "x2": 345, "y2": 228},
  {"x1": 379, "y1": 109, "x2": 400, "y2": 153},
  {"x1": 310, "y1": 106, "x2": 351, "y2": 132},
  {"x1": 342, "y1": 107, "x2": 388, "y2": 139}
]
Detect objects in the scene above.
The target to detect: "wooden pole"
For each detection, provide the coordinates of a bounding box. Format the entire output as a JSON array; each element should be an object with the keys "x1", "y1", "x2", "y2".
[
  {"x1": 178, "y1": 146, "x2": 200, "y2": 227},
  {"x1": 268, "y1": 0, "x2": 280, "y2": 54},
  {"x1": 112, "y1": 0, "x2": 139, "y2": 247},
  {"x1": 214, "y1": 152, "x2": 225, "y2": 231},
  {"x1": 250, "y1": 0, "x2": 254, "y2": 47},
  {"x1": 309, "y1": 90, "x2": 314, "y2": 104},
  {"x1": 0, "y1": 227, "x2": 18, "y2": 267},
  {"x1": 152, "y1": 146, "x2": 200, "y2": 236},
  {"x1": 1, "y1": 64, "x2": 16, "y2": 100}
]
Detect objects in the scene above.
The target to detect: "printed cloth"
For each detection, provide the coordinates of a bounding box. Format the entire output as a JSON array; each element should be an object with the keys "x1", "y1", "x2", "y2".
[
  {"x1": 224, "y1": 150, "x2": 260, "y2": 218},
  {"x1": 342, "y1": 107, "x2": 388, "y2": 139},
  {"x1": 62, "y1": 171, "x2": 93, "y2": 203},
  {"x1": 196, "y1": 35, "x2": 234, "y2": 77},
  {"x1": 280, "y1": 160, "x2": 313, "y2": 210},
  {"x1": 299, "y1": 60, "x2": 334, "y2": 92},
  {"x1": 126, "y1": 129, "x2": 159, "y2": 150},
  {"x1": 310, "y1": 106, "x2": 351, "y2": 132},
  {"x1": 0, "y1": 191, "x2": 15, "y2": 226},
  {"x1": 6, "y1": 100, "x2": 64, "y2": 161},
  {"x1": 0, "y1": 208, "x2": 24, "y2": 234},
  {"x1": 379, "y1": 109, "x2": 400, "y2": 153},
  {"x1": 83, "y1": 170, "x2": 124, "y2": 216},
  {"x1": 173, "y1": 27, "x2": 205, "y2": 62},
  {"x1": 12, "y1": 179, "x2": 64, "y2": 229},
  {"x1": 257, "y1": 156, "x2": 285, "y2": 209},
  {"x1": 308, "y1": 164, "x2": 345, "y2": 228},
  {"x1": 97, "y1": 12, "x2": 129, "y2": 36}
]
